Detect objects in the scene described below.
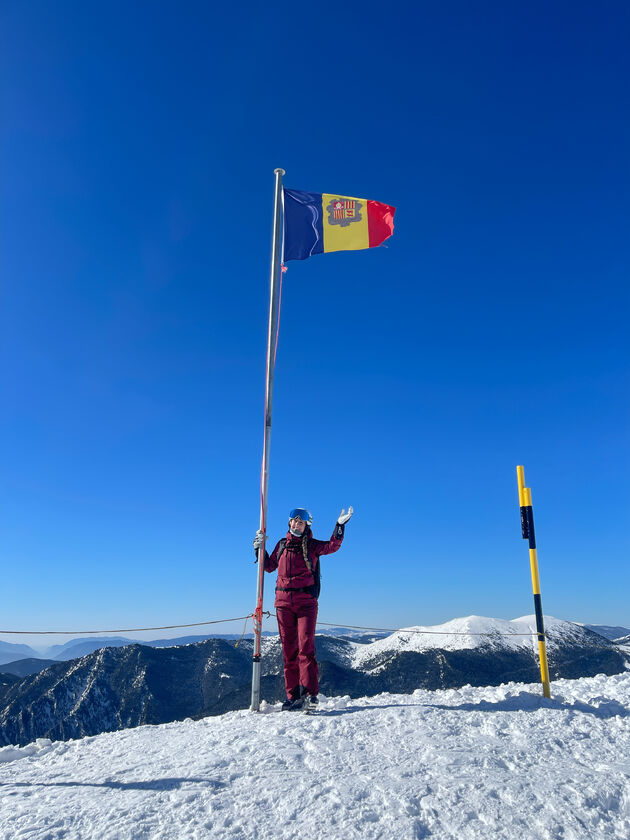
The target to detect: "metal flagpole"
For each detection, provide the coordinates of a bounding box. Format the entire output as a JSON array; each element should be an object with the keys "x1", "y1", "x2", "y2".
[{"x1": 250, "y1": 167, "x2": 285, "y2": 712}]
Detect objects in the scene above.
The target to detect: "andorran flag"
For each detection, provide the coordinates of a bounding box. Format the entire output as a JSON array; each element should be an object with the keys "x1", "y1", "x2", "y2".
[{"x1": 283, "y1": 188, "x2": 395, "y2": 262}]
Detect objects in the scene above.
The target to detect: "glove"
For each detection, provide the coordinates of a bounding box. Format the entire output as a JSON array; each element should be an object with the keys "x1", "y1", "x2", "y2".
[
  {"x1": 337, "y1": 506, "x2": 354, "y2": 525},
  {"x1": 253, "y1": 529, "x2": 265, "y2": 551}
]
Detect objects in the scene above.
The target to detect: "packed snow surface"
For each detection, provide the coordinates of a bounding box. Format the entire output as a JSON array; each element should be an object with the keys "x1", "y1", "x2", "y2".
[{"x1": 1, "y1": 673, "x2": 629, "y2": 839}]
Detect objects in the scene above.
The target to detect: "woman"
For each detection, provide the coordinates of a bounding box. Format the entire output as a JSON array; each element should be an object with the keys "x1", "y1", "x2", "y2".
[{"x1": 253, "y1": 506, "x2": 354, "y2": 710}]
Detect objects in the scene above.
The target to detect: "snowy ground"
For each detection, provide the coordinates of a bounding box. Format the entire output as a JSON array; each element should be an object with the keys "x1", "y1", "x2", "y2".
[{"x1": 1, "y1": 674, "x2": 629, "y2": 840}]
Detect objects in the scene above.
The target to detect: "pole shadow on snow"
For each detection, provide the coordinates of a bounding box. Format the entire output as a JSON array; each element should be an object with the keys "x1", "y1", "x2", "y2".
[
  {"x1": 423, "y1": 692, "x2": 630, "y2": 718},
  {"x1": 310, "y1": 695, "x2": 630, "y2": 718},
  {"x1": 2, "y1": 777, "x2": 227, "y2": 792},
  {"x1": 304, "y1": 703, "x2": 427, "y2": 716}
]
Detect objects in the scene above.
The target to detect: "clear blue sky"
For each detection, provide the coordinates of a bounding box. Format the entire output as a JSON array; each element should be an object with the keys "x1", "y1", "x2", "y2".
[{"x1": 1, "y1": 0, "x2": 628, "y2": 648}]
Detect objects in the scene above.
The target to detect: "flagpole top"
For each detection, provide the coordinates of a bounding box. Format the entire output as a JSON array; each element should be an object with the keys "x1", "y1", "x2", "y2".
[{"x1": 274, "y1": 168, "x2": 285, "y2": 176}]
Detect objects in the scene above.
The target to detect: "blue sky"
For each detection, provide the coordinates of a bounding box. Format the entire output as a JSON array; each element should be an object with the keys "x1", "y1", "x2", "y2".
[{"x1": 1, "y1": 0, "x2": 628, "y2": 647}]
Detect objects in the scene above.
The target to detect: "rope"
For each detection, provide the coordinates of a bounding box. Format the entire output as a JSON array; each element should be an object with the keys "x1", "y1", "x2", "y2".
[
  {"x1": 315, "y1": 621, "x2": 630, "y2": 649},
  {"x1": 544, "y1": 631, "x2": 630, "y2": 651},
  {"x1": 0, "y1": 614, "x2": 262, "y2": 636},
  {"x1": 315, "y1": 620, "x2": 545, "y2": 638},
  {"x1": 274, "y1": 265, "x2": 286, "y2": 366},
  {"x1": 259, "y1": 265, "x2": 286, "y2": 538},
  {"x1": 234, "y1": 614, "x2": 252, "y2": 648},
  {"x1": 0, "y1": 614, "x2": 543, "y2": 639},
  {"x1": 0, "y1": 612, "x2": 624, "y2": 650}
]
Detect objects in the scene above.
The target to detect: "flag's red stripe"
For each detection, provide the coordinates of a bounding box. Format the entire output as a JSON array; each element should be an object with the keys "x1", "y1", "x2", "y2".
[{"x1": 367, "y1": 200, "x2": 396, "y2": 248}]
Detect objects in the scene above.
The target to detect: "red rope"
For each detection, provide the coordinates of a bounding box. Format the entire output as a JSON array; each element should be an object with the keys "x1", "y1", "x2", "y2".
[
  {"x1": 259, "y1": 264, "x2": 286, "y2": 536},
  {"x1": 255, "y1": 262, "x2": 287, "y2": 656},
  {"x1": 274, "y1": 265, "x2": 286, "y2": 366}
]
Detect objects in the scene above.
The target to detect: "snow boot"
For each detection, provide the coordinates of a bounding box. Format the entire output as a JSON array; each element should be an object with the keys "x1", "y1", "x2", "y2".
[
  {"x1": 281, "y1": 688, "x2": 301, "y2": 711},
  {"x1": 288, "y1": 685, "x2": 315, "y2": 711}
]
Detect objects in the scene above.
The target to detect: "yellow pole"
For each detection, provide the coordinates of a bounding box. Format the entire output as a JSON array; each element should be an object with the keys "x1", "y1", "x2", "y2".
[{"x1": 516, "y1": 466, "x2": 551, "y2": 698}]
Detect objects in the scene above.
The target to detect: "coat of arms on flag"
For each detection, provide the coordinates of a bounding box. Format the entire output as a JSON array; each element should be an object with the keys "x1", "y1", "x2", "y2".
[
  {"x1": 283, "y1": 188, "x2": 395, "y2": 261},
  {"x1": 326, "y1": 197, "x2": 363, "y2": 228}
]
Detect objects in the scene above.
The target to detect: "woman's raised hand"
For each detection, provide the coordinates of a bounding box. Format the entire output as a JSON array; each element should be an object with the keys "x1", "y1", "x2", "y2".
[{"x1": 337, "y1": 507, "x2": 354, "y2": 525}]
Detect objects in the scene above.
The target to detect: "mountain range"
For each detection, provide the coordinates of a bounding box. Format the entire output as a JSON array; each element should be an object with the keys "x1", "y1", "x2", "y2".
[
  {"x1": 2, "y1": 621, "x2": 628, "y2": 668},
  {"x1": 0, "y1": 615, "x2": 628, "y2": 746},
  {"x1": 0, "y1": 627, "x2": 379, "y2": 667}
]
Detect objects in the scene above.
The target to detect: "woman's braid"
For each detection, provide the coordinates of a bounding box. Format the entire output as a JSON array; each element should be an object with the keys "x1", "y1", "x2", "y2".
[{"x1": 301, "y1": 534, "x2": 312, "y2": 573}]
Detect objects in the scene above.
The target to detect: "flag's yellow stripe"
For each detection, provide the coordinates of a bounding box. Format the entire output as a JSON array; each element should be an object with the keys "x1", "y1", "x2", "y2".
[{"x1": 322, "y1": 193, "x2": 370, "y2": 254}]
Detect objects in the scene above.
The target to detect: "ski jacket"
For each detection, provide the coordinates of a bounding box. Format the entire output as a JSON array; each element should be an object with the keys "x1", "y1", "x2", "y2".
[{"x1": 262, "y1": 523, "x2": 345, "y2": 596}]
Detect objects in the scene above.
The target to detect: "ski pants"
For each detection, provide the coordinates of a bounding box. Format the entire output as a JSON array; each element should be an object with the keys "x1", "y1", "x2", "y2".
[{"x1": 276, "y1": 595, "x2": 318, "y2": 698}]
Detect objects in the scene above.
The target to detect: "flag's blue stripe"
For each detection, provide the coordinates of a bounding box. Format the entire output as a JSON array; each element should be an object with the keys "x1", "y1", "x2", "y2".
[{"x1": 283, "y1": 189, "x2": 324, "y2": 261}]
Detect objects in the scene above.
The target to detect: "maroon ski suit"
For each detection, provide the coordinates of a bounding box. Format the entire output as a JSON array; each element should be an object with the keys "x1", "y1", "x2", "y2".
[{"x1": 263, "y1": 522, "x2": 345, "y2": 698}]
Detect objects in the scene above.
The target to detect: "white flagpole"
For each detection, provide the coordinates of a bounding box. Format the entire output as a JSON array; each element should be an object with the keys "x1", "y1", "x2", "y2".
[{"x1": 250, "y1": 167, "x2": 285, "y2": 711}]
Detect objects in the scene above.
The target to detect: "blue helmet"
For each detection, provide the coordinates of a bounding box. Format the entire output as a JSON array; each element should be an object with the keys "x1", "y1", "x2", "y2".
[{"x1": 289, "y1": 507, "x2": 313, "y2": 526}]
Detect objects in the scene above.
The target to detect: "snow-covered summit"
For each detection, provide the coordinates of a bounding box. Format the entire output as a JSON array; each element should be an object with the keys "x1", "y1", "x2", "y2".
[{"x1": 352, "y1": 614, "x2": 598, "y2": 668}]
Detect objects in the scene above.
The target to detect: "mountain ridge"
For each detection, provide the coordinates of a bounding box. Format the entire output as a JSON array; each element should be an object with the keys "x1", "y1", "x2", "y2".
[{"x1": 1, "y1": 614, "x2": 628, "y2": 746}]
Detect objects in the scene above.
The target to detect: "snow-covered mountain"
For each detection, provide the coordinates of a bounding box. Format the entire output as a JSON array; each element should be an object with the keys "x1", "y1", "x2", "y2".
[
  {"x1": 352, "y1": 614, "x2": 592, "y2": 665},
  {"x1": 0, "y1": 615, "x2": 627, "y2": 748},
  {"x1": 2, "y1": 619, "x2": 622, "y2": 664},
  {"x1": 1, "y1": 672, "x2": 629, "y2": 840},
  {"x1": 1, "y1": 631, "x2": 281, "y2": 664}
]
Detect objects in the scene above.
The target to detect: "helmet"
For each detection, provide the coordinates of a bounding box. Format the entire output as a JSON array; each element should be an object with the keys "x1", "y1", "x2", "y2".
[{"x1": 289, "y1": 507, "x2": 313, "y2": 526}]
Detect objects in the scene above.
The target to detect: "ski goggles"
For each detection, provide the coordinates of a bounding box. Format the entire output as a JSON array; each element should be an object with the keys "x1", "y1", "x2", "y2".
[{"x1": 289, "y1": 508, "x2": 313, "y2": 525}]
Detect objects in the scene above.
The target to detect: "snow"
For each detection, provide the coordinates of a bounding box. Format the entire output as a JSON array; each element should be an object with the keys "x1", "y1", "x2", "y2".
[{"x1": 1, "y1": 674, "x2": 629, "y2": 839}]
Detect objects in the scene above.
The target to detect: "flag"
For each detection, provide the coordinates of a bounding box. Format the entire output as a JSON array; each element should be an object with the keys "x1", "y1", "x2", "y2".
[{"x1": 283, "y1": 189, "x2": 395, "y2": 262}]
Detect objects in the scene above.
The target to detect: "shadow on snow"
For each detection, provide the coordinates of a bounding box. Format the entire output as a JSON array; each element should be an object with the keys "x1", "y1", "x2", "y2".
[
  {"x1": 312, "y1": 693, "x2": 630, "y2": 718},
  {"x1": 2, "y1": 777, "x2": 227, "y2": 791}
]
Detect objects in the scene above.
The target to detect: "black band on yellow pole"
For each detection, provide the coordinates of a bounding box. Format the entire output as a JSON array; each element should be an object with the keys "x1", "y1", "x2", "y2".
[
  {"x1": 525, "y1": 506, "x2": 536, "y2": 550},
  {"x1": 533, "y1": 593, "x2": 545, "y2": 642},
  {"x1": 520, "y1": 507, "x2": 529, "y2": 539}
]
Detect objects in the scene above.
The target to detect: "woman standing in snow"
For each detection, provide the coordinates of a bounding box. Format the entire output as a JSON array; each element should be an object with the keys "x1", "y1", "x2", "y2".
[{"x1": 253, "y1": 506, "x2": 353, "y2": 710}]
